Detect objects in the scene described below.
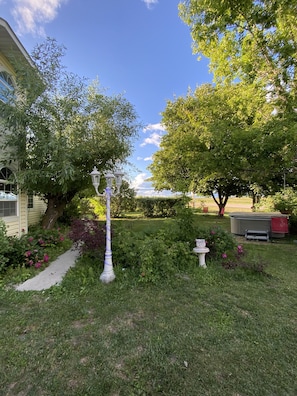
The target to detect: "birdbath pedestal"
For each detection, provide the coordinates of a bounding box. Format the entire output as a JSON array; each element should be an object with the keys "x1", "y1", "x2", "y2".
[{"x1": 193, "y1": 239, "x2": 209, "y2": 268}]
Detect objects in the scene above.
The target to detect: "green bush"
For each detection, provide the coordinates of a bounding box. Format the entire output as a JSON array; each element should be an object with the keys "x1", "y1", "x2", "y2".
[
  {"x1": 112, "y1": 206, "x2": 240, "y2": 283},
  {"x1": 112, "y1": 226, "x2": 197, "y2": 284},
  {"x1": 195, "y1": 226, "x2": 237, "y2": 260},
  {"x1": 136, "y1": 197, "x2": 188, "y2": 218},
  {"x1": 259, "y1": 188, "x2": 297, "y2": 215},
  {"x1": 0, "y1": 220, "x2": 10, "y2": 272},
  {"x1": 172, "y1": 204, "x2": 196, "y2": 242},
  {"x1": 1, "y1": 227, "x2": 67, "y2": 272},
  {"x1": 60, "y1": 196, "x2": 105, "y2": 224}
]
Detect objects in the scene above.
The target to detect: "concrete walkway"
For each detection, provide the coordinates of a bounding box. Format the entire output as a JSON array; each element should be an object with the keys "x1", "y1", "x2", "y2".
[{"x1": 15, "y1": 247, "x2": 80, "y2": 291}]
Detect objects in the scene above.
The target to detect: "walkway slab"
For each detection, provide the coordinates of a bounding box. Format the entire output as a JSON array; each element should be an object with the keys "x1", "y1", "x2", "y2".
[{"x1": 15, "y1": 248, "x2": 80, "y2": 291}]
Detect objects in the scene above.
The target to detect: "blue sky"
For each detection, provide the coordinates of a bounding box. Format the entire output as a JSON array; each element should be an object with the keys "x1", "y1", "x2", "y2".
[{"x1": 1, "y1": 0, "x2": 213, "y2": 195}]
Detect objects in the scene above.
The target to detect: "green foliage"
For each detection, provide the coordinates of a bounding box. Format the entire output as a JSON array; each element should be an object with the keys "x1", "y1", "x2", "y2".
[
  {"x1": 179, "y1": 0, "x2": 297, "y2": 112},
  {"x1": 258, "y1": 188, "x2": 297, "y2": 234},
  {"x1": 1, "y1": 227, "x2": 67, "y2": 272},
  {"x1": 110, "y1": 180, "x2": 137, "y2": 217},
  {"x1": 136, "y1": 197, "x2": 186, "y2": 217},
  {"x1": 138, "y1": 236, "x2": 197, "y2": 284},
  {"x1": 112, "y1": 225, "x2": 197, "y2": 284},
  {"x1": 0, "y1": 38, "x2": 139, "y2": 229},
  {"x1": 111, "y1": 227, "x2": 145, "y2": 270},
  {"x1": 60, "y1": 196, "x2": 105, "y2": 224},
  {"x1": 177, "y1": 1, "x2": 297, "y2": 195},
  {"x1": 172, "y1": 203, "x2": 196, "y2": 242},
  {"x1": 149, "y1": 83, "x2": 279, "y2": 212},
  {"x1": 258, "y1": 188, "x2": 297, "y2": 214},
  {"x1": 0, "y1": 220, "x2": 10, "y2": 272},
  {"x1": 112, "y1": 208, "x2": 239, "y2": 283},
  {"x1": 195, "y1": 226, "x2": 237, "y2": 261},
  {"x1": 271, "y1": 188, "x2": 297, "y2": 214}
]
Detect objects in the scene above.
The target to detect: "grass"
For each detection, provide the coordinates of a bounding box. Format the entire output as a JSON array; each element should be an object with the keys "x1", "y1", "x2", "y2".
[{"x1": 1, "y1": 214, "x2": 297, "y2": 395}]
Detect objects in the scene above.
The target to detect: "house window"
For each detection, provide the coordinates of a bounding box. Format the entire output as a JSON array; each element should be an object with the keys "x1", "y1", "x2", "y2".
[
  {"x1": 28, "y1": 194, "x2": 33, "y2": 209},
  {"x1": 0, "y1": 167, "x2": 17, "y2": 217},
  {"x1": 0, "y1": 71, "x2": 14, "y2": 103}
]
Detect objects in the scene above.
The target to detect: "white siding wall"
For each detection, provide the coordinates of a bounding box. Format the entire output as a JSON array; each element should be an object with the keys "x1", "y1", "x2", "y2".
[
  {"x1": 3, "y1": 192, "x2": 27, "y2": 237},
  {"x1": 28, "y1": 196, "x2": 46, "y2": 227}
]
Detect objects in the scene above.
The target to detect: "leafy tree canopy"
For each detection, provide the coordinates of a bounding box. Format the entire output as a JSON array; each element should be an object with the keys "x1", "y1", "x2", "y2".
[
  {"x1": 0, "y1": 38, "x2": 140, "y2": 228},
  {"x1": 149, "y1": 82, "x2": 294, "y2": 213},
  {"x1": 179, "y1": 0, "x2": 297, "y2": 112}
]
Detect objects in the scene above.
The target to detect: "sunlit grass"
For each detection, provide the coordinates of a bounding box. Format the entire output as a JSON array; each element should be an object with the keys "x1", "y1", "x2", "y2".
[{"x1": 1, "y1": 215, "x2": 296, "y2": 395}]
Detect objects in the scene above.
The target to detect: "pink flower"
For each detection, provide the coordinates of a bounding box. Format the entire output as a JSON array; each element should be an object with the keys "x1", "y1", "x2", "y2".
[
  {"x1": 25, "y1": 250, "x2": 32, "y2": 257},
  {"x1": 28, "y1": 260, "x2": 34, "y2": 266},
  {"x1": 211, "y1": 230, "x2": 216, "y2": 235},
  {"x1": 237, "y1": 245, "x2": 244, "y2": 254},
  {"x1": 35, "y1": 262, "x2": 42, "y2": 269},
  {"x1": 59, "y1": 236, "x2": 64, "y2": 242},
  {"x1": 222, "y1": 253, "x2": 227, "y2": 259},
  {"x1": 43, "y1": 254, "x2": 49, "y2": 263},
  {"x1": 28, "y1": 237, "x2": 34, "y2": 243}
]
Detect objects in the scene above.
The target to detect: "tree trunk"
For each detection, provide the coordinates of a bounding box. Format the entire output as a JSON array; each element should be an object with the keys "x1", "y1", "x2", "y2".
[
  {"x1": 41, "y1": 196, "x2": 68, "y2": 229},
  {"x1": 251, "y1": 192, "x2": 260, "y2": 211},
  {"x1": 211, "y1": 191, "x2": 229, "y2": 217}
]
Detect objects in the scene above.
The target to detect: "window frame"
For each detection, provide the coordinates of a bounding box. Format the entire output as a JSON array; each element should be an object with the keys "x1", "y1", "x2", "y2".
[
  {"x1": 0, "y1": 70, "x2": 15, "y2": 103},
  {"x1": 0, "y1": 167, "x2": 18, "y2": 217}
]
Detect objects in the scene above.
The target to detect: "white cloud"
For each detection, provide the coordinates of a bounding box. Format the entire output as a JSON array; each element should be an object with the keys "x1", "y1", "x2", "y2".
[
  {"x1": 129, "y1": 173, "x2": 174, "y2": 197},
  {"x1": 141, "y1": 123, "x2": 166, "y2": 147},
  {"x1": 130, "y1": 173, "x2": 147, "y2": 190},
  {"x1": 143, "y1": 123, "x2": 166, "y2": 133},
  {"x1": 142, "y1": 0, "x2": 158, "y2": 10},
  {"x1": 136, "y1": 155, "x2": 152, "y2": 161},
  {"x1": 11, "y1": 0, "x2": 68, "y2": 36},
  {"x1": 140, "y1": 132, "x2": 162, "y2": 147}
]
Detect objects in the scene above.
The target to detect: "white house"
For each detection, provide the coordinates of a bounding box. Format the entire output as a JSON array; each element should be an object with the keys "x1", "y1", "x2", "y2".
[{"x1": 0, "y1": 17, "x2": 46, "y2": 236}]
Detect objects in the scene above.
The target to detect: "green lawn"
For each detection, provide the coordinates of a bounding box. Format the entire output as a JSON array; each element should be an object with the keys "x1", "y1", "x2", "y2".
[{"x1": 1, "y1": 215, "x2": 297, "y2": 395}]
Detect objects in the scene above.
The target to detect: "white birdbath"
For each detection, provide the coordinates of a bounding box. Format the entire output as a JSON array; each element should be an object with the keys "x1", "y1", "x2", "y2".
[{"x1": 193, "y1": 239, "x2": 209, "y2": 268}]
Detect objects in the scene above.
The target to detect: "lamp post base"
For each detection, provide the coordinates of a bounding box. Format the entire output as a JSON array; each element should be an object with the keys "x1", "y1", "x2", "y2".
[{"x1": 100, "y1": 270, "x2": 116, "y2": 284}]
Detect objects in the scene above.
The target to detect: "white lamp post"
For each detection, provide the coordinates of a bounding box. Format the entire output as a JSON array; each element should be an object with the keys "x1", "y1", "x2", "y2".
[{"x1": 90, "y1": 163, "x2": 124, "y2": 283}]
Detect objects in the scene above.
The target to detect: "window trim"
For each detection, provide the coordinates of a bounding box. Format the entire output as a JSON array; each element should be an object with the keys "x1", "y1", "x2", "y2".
[
  {"x1": 0, "y1": 167, "x2": 18, "y2": 217},
  {"x1": 0, "y1": 70, "x2": 15, "y2": 103}
]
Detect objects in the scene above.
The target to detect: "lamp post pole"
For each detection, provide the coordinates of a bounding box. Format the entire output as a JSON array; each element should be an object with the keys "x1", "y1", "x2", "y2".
[{"x1": 90, "y1": 164, "x2": 123, "y2": 284}]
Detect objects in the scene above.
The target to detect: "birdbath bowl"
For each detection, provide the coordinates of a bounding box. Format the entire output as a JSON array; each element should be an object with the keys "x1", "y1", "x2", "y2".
[{"x1": 193, "y1": 239, "x2": 209, "y2": 268}]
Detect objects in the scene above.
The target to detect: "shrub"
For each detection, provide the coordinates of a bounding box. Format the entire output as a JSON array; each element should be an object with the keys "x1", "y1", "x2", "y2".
[
  {"x1": 112, "y1": 227, "x2": 145, "y2": 269},
  {"x1": 112, "y1": 225, "x2": 197, "y2": 284},
  {"x1": 195, "y1": 226, "x2": 237, "y2": 260},
  {"x1": 172, "y1": 204, "x2": 196, "y2": 242},
  {"x1": 259, "y1": 188, "x2": 297, "y2": 215},
  {"x1": 221, "y1": 245, "x2": 269, "y2": 275},
  {"x1": 68, "y1": 219, "x2": 105, "y2": 256},
  {"x1": 2, "y1": 227, "x2": 67, "y2": 272},
  {"x1": 136, "y1": 197, "x2": 188, "y2": 218},
  {"x1": 0, "y1": 220, "x2": 10, "y2": 272},
  {"x1": 60, "y1": 196, "x2": 105, "y2": 224}
]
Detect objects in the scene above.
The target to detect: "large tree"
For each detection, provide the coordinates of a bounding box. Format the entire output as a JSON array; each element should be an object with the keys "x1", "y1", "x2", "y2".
[
  {"x1": 149, "y1": 83, "x2": 288, "y2": 214},
  {"x1": 0, "y1": 38, "x2": 139, "y2": 228},
  {"x1": 179, "y1": 0, "x2": 297, "y2": 113}
]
